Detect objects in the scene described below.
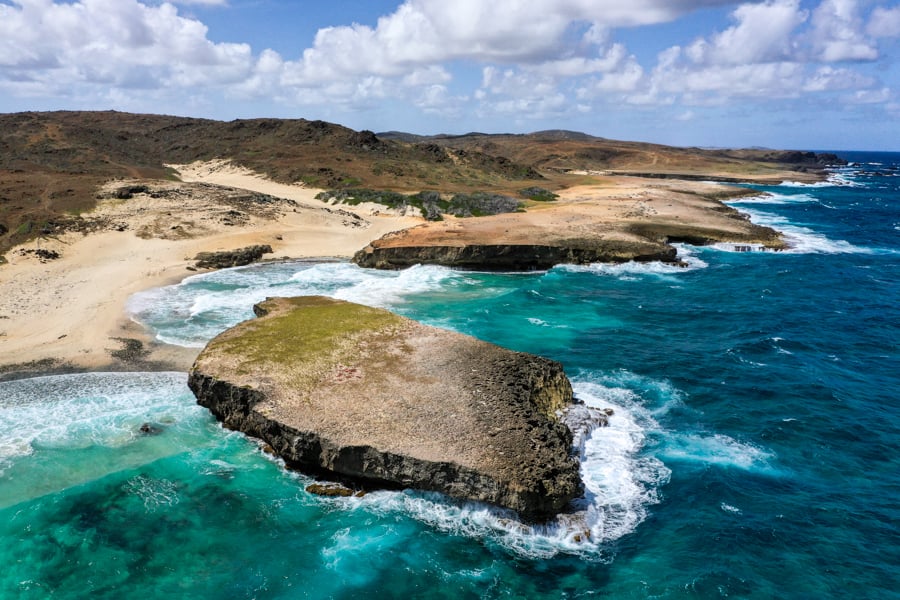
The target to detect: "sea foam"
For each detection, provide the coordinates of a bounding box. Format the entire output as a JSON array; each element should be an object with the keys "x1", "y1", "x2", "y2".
[
  {"x1": 737, "y1": 208, "x2": 875, "y2": 254},
  {"x1": 730, "y1": 192, "x2": 820, "y2": 205},
  {"x1": 557, "y1": 244, "x2": 707, "y2": 280},
  {"x1": 0, "y1": 373, "x2": 193, "y2": 469},
  {"x1": 659, "y1": 432, "x2": 775, "y2": 472},
  {"x1": 779, "y1": 171, "x2": 860, "y2": 188},
  {"x1": 128, "y1": 262, "x2": 468, "y2": 347},
  {"x1": 301, "y1": 373, "x2": 672, "y2": 560},
  {"x1": 0, "y1": 373, "x2": 208, "y2": 509}
]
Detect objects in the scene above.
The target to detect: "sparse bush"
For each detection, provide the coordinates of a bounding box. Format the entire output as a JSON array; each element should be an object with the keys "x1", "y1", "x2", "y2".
[
  {"x1": 447, "y1": 192, "x2": 521, "y2": 217},
  {"x1": 519, "y1": 186, "x2": 559, "y2": 202},
  {"x1": 315, "y1": 188, "x2": 521, "y2": 220},
  {"x1": 114, "y1": 185, "x2": 149, "y2": 199}
]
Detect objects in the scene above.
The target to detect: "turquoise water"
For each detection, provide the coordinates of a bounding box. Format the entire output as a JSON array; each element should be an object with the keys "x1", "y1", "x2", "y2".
[{"x1": 2, "y1": 153, "x2": 898, "y2": 598}]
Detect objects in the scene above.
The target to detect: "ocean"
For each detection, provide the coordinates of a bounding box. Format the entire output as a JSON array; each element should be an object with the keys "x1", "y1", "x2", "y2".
[{"x1": 1, "y1": 152, "x2": 898, "y2": 599}]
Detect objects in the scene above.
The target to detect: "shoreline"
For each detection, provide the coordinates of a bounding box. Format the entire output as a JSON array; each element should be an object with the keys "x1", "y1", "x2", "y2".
[
  {"x1": 0, "y1": 163, "x2": 422, "y2": 380},
  {"x1": 0, "y1": 163, "x2": 787, "y2": 381}
]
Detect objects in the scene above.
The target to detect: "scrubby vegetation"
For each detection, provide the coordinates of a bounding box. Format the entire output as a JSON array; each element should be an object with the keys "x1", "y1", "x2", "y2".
[
  {"x1": 212, "y1": 297, "x2": 407, "y2": 387},
  {"x1": 519, "y1": 186, "x2": 559, "y2": 202},
  {"x1": 315, "y1": 188, "x2": 522, "y2": 220}
]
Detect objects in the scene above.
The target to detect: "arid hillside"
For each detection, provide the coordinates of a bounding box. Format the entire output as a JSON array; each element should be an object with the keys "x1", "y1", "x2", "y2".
[
  {"x1": 0, "y1": 111, "x2": 842, "y2": 254},
  {"x1": 379, "y1": 130, "x2": 844, "y2": 181}
]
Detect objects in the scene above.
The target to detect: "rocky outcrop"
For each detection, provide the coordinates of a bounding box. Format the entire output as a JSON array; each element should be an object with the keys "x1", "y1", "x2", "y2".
[
  {"x1": 353, "y1": 240, "x2": 676, "y2": 270},
  {"x1": 193, "y1": 244, "x2": 272, "y2": 269},
  {"x1": 351, "y1": 181, "x2": 787, "y2": 271},
  {"x1": 188, "y1": 296, "x2": 583, "y2": 521}
]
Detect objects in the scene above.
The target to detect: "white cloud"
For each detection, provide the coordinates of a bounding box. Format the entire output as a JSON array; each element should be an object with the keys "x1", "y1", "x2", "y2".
[
  {"x1": 413, "y1": 84, "x2": 467, "y2": 117},
  {"x1": 401, "y1": 66, "x2": 452, "y2": 87},
  {"x1": 475, "y1": 66, "x2": 573, "y2": 120},
  {"x1": 660, "y1": 62, "x2": 807, "y2": 100},
  {"x1": 640, "y1": 0, "x2": 891, "y2": 110},
  {"x1": 808, "y1": 0, "x2": 878, "y2": 61},
  {"x1": 684, "y1": 0, "x2": 807, "y2": 65},
  {"x1": 0, "y1": 0, "x2": 253, "y2": 96},
  {"x1": 0, "y1": 0, "x2": 895, "y2": 136},
  {"x1": 528, "y1": 44, "x2": 630, "y2": 77},
  {"x1": 845, "y1": 86, "x2": 892, "y2": 104},
  {"x1": 286, "y1": 0, "x2": 743, "y2": 83},
  {"x1": 867, "y1": 6, "x2": 900, "y2": 38},
  {"x1": 171, "y1": 0, "x2": 228, "y2": 5},
  {"x1": 802, "y1": 65, "x2": 873, "y2": 91},
  {"x1": 480, "y1": 67, "x2": 560, "y2": 99},
  {"x1": 577, "y1": 58, "x2": 645, "y2": 95}
]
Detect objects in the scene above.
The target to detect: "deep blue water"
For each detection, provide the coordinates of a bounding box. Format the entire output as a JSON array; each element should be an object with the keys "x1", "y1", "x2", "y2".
[{"x1": 1, "y1": 153, "x2": 898, "y2": 598}]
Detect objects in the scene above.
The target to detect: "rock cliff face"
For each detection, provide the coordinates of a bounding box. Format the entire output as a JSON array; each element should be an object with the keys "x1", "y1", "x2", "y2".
[
  {"x1": 193, "y1": 244, "x2": 273, "y2": 269},
  {"x1": 188, "y1": 296, "x2": 583, "y2": 521},
  {"x1": 349, "y1": 186, "x2": 786, "y2": 271},
  {"x1": 353, "y1": 240, "x2": 676, "y2": 270}
]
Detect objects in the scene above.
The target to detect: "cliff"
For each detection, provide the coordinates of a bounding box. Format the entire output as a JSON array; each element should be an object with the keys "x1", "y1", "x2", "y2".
[
  {"x1": 353, "y1": 236, "x2": 676, "y2": 270},
  {"x1": 187, "y1": 296, "x2": 583, "y2": 521},
  {"x1": 352, "y1": 182, "x2": 785, "y2": 271}
]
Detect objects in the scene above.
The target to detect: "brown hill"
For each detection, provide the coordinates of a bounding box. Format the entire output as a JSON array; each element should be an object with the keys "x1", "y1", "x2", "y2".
[
  {"x1": 0, "y1": 111, "x2": 546, "y2": 253},
  {"x1": 381, "y1": 131, "x2": 845, "y2": 181},
  {"x1": 0, "y1": 111, "x2": 841, "y2": 254}
]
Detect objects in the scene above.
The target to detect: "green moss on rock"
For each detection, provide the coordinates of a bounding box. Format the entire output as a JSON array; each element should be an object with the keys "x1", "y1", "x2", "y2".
[{"x1": 189, "y1": 296, "x2": 583, "y2": 521}]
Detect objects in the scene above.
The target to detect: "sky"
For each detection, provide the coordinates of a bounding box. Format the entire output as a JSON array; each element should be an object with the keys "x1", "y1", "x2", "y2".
[{"x1": 1, "y1": 0, "x2": 899, "y2": 150}]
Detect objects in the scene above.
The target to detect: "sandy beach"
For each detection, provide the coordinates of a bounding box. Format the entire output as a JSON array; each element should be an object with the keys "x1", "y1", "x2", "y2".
[
  {"x1": 0, "y1": 162, "x2": 763, "y2": 378},
  {"x1": 0, "y1": 161, "x2": 421, "y2": 376}
]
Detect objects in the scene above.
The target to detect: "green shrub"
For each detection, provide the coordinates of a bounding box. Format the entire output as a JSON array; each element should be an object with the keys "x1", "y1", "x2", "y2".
[
  {"x1": 316, "y1": 188, "x2": 521, "y2": 221},
  {"x1": 519, "y1": 187, "x2": 559, "y2": 202}
]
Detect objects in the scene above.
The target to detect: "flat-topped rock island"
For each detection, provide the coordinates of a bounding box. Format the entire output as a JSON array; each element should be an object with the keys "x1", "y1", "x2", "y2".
[{"x1": 188, "y1": 296, "x2": 584, "y2": 521}]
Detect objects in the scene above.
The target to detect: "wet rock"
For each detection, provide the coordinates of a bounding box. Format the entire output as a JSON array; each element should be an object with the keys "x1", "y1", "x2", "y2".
[
  {"x1": 305, "y1": 483, "x2": 356, "y2": 497},
  {"x1": 353, "y1": 241, "x2": 676, "y2": 271},
  {"x1": 138, "y1": 422, "x2": 163, "y2": 435},
  {"x1": 114, "y1": 185, "x2": 149, "y2": 199}
]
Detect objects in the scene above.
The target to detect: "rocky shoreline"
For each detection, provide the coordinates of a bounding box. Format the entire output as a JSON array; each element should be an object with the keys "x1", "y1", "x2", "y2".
[
  {"x1": 353, "y1": 239, "x2": 678, "y2": 270},
  {"x1": 1, "y1": 157, "x2": 797, "y2": 379},
  {"x1": 188, "y1": 296, "x2": 585, "y2": 521},
  {"x1": 352, "y1": 183, "x2": 786, "y2": 271}
]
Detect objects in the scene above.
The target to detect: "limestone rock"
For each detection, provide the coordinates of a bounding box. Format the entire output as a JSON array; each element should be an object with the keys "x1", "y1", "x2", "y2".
[
  {"x1": 188, "y1": 296, "x2": 583, "y2": 521},
  {"x1": 353, "y1": 240, "x2": 675, "y2": 270},
  {"x1": 193, "y1": 244, "x2": 273, "y2": 269}
]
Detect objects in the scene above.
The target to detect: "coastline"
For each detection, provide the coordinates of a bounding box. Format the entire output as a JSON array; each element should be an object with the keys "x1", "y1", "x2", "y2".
[
  {"x1": 0, "y1": 163, "x2": 422, "y2": 380},
  {"x1": 0, "y1": 163, "x2": 783, "y2": 380}
]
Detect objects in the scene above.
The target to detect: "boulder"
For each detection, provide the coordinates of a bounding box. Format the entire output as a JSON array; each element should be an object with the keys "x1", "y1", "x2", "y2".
[
  {"x1": 188, "y1": 296, "x2": 583, "y2": 521},
  {"x1": 193, "y1": 244, "x2": 273, "y2": 269}
]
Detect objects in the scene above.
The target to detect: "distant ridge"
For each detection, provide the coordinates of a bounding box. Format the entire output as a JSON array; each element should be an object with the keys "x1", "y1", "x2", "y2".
[
  {"x1": 526, "y1": 130, "x2": 601, "y2": 141},
  {"x1": 378, "y1": 130, "x2": 602, "y2": 143}
]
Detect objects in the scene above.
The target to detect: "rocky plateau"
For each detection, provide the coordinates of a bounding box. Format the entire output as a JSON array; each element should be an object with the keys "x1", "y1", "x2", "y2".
[{"x1": 188, "y1": 296, "x2": 586, "y2": 521}]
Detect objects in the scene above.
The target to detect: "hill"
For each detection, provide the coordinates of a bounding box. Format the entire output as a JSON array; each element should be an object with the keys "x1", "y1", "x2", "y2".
[
  {"x1": 0, "y1": 111, "x2": 842, "y2": 254},
  {"x1": 393, "y1": 131, "x2": 843, "y2": 179}
]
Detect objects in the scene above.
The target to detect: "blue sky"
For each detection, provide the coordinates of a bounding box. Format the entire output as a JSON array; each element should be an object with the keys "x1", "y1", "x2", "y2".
[{"x1": 1, "y1": 0, "x2": 899, "y2": 150}]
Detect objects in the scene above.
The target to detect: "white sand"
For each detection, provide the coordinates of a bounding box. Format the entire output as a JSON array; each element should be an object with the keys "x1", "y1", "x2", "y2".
[
  {"x1": 0, "y1": 161, "x2": 421, "y2": 371},
  {"x1": 0, "y1": 163, "x2": 751, "y2": 374}
]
